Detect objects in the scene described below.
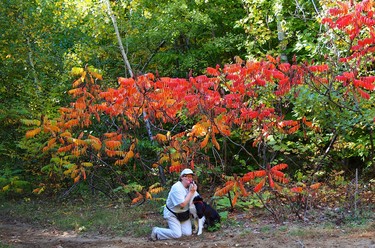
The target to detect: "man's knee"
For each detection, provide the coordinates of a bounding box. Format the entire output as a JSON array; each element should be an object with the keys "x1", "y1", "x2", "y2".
[{"x1": 171, "y1": 230, "x2": 182, "y2": 239}]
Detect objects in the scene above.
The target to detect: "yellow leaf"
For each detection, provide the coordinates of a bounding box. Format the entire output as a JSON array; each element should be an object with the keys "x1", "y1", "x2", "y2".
[
  {"x1": 71, "y1": 67, "x2": 84, "y2": 76},
  {"x1": 90, "y1": 71, "x2": 103, "y2": 80},
  {"x1": 60, "y1": 131, "x2": 72, "y2": 137},
  {"x1": 149, "y1": 187, "x2": 164, "y2": 195},
  {"x1": 2, "y1": 185, "x2": 10, "y2": 192}
]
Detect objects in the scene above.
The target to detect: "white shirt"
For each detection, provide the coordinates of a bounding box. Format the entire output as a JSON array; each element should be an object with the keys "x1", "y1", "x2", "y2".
[{"x1": 163, "y1": 181, "x2": 189, "y2": 218}]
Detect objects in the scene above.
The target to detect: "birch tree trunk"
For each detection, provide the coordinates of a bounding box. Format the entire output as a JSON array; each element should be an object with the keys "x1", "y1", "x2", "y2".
[
  {"x1": 104, "y1": 0, "x2": 133, "y2": 78},
  {"x1": 23, "y1": 18, "x2": 40, "y2": 93},
  {"x1": 104, "y1": 0, "x2": 154, "y2": 140},
  {"x1": 275, "y1": 1, "x2": 288, "y2": 62}
]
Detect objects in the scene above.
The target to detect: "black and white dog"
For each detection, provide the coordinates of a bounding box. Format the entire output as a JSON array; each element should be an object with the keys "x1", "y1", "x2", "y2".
[{"x1": 189, "y1": 193, "x2": 220, "y2": 235}]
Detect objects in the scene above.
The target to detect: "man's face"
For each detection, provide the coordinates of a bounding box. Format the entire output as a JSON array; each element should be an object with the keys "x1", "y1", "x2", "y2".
[{"x1": 182, "y1": 174, "x2": 194, "y2": 184}]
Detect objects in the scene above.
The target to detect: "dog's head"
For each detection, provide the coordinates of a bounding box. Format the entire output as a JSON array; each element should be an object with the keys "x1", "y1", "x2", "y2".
[
  {"x1": 193, "y1": 195, "x2": 203, "y2": 202},
  {"x1": 193, "y1": 195, "x2": 205, "y2": 218}
]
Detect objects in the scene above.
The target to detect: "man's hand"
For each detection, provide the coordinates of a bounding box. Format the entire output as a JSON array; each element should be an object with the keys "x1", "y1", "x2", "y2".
[{"x1": 189, "y1": 181, "x2": 197, "y2": 193}]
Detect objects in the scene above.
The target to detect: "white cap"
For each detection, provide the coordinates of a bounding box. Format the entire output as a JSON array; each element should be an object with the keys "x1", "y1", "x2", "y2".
[{"x1": 180, "y1": 168, "x2": 195, "y2": 177}]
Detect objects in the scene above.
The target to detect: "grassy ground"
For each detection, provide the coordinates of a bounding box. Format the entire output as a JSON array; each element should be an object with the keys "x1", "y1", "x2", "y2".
[
  {"x1": 0, "y1": 193, "x2": 374, "y2": 248},
  {"x1": 0, "y1": 194, "x2": 166, "y2": 237}
]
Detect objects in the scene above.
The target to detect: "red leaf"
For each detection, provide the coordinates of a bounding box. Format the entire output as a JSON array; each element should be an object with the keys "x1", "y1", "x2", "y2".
[
  {"x1": 206, "y1": 67, "x2": 220, "y2": 76},
  {"x1": 269, "y1": 176, "x2": 275, "y2": 188},
  {"x1": 271, "y1": 163, "x2": 288, "y2": 171},
  {"x1": 357, "y1": 88, "x2": 370, "y2": 99}
]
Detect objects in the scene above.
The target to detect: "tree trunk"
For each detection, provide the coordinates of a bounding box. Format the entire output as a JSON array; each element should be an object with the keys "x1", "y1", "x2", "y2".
[
  {"x1": 104, "y1": 0, "x2": 133, "y2": 78},
  {"x1": 104, "y1": 0, "x2": 155, "y2": 148}
]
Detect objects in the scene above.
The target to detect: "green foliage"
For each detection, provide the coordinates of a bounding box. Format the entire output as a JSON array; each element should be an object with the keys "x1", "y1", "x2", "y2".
[
  {"x1": 239, "y1": 0, "x2": 323, "y2": 61},
  {"x1": 123, "y1": 0, "x2": 247, "y2": 76}
]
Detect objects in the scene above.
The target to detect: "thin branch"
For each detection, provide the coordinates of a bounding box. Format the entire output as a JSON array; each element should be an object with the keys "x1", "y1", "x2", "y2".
[
  {"x1": 141, "y1": 40, "x2": 166, "y2": 73},
  {"x1": 294, "y1": 0, "x2": 306, "y2": 21},
  {"x1": 311, "y1": 0, "x2": 320, "y2": 16},
  {"x1": 225, "y1": 136, "x2": 260, "y2": 168}
]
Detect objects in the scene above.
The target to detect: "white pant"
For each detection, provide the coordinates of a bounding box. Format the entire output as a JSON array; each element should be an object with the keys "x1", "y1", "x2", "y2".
[{"x1": 154, "y1": 215, "x2": 192, "y2": 240}]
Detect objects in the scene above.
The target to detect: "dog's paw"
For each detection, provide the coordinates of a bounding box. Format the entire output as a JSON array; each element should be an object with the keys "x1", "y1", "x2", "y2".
[{"x1": 197, "y1": 216, "x2": 205, "y2": 235}]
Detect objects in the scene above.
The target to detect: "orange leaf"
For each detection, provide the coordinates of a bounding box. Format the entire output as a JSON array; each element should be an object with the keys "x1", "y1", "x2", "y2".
[
  {"x1": 169, "y1": 164, "x2": 183, "y2": 173},
  {"x1": 154, "y1": 133, "x2": 167, "y2": 144},
  {"x1": 26, "y1": 128, "x2": 41, "y2": 138},
  {"x1": 215, "y1": 181, "x2": 234, "y2": 196},
  {"x1": 266, "y1": 55, "x2": 277, "y2": 64},
  {"x1": 64, "y1": 119, "x2": 79, "y2": 128},
  {"x1": 291, "y1": 187, "x2": 303, "y2": 193},
  {"x1": 274, "y1": 182, "x2": 282, "y2": 191},
  {"x1": 232, "y1": 192, "x2": 238, "y2": 206},
  {"x1": 104, "y1": 132, "x2": 118, "y2": 138},
  {"x1": 310, "y1": 182, "x2": 321, "y2": 190},
  {"x1": 200, "y1": 133, "x2": 210, "y2": 149},
  {"x1": 73, "y1": 175, "x2": 81, "y2": 183},
  {"x1": 131, "y1": 192, "x2": 144, "y2": 204},
  {"x1": 105, "y1": 140, "x2": 121, "y2": 150},
  {"x1": 239, "y1": 181, "x2": 249, "y2": 197},
  {"x1": 57, "y1": 144, "x2": 74, "y2": 153},
  {"x1": 43, "y1": 138, "x2": 56, "y2": 152},
  {"x1": 81, "y1": 168, "x2": 87, "y2": 180},
  {"x1": 254, "y1": 178, "x2": 265, "y2": 193},
  {"x1": 114, "y1": 150, "x2": 134, "y2": 166},
  {"x1": 211, "y1": 133, "x2": 220, "y2": 150},
  {"x1": 145, "y1": 192, "x2": 152, "y2": 200},
  {"x1": 287, "y1": 124, "x2": 300, "y2": 134},
  {"x1": 241, "y1": 172, "x2": 255, "y2": 182}
]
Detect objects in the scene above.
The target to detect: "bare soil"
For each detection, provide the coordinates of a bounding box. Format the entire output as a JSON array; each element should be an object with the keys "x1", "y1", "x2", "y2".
[{"x1": 1, "y1": 214, "x2": 374, "y2": 248}]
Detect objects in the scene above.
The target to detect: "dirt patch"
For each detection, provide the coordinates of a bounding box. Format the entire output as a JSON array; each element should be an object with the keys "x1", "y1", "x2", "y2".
[{"x1": 1, "y1": 216, "x2": 374, "y2": 248}]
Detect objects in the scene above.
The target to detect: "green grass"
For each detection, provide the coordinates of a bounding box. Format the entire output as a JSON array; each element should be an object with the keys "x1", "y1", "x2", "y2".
[
  {"x1": 0, "y1": 195, "x2": 166, "y2": 237},
  {"x1": 0, "y1": 241, "x2": 13, "y2": 248}
]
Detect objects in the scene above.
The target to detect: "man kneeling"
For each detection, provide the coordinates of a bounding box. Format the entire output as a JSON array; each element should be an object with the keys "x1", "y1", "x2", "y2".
[{"x1": 150, "y1": 169, "x2": 197, "y2": 240}]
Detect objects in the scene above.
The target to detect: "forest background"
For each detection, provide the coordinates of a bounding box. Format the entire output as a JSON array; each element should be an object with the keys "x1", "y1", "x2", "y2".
[{"x1": 0, "y1": 0, "x2": 374, "y2": 233}]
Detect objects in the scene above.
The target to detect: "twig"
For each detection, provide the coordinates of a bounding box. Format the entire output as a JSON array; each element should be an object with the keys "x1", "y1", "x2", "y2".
[
  {"x1": 255, "y1": 192, "x2": 279, "y2": 222},
  {"x1": 59, "y1": 182, "x2": 80, "y2": 200},
  {"x1": 294, "y1": 239, "x2": 305, "y2": 248},
  {"x1": 141, "y1": 40, "x2": 166, "y2": 73}
]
